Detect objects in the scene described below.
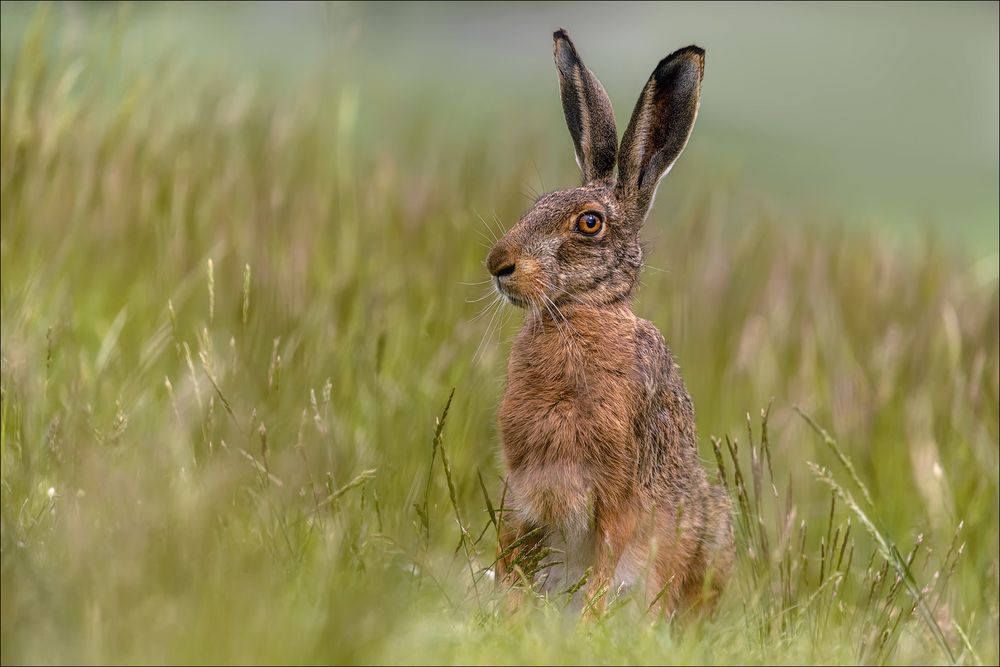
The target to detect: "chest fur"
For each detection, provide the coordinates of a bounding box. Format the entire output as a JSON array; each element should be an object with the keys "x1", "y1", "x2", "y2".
[{"x1": 498, "y1": 312, "x2": 641, "y2": 528}]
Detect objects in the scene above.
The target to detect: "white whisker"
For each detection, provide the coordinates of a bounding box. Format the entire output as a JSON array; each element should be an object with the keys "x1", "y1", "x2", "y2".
[
  {"x1": 473, "y1": 293, "x2": 508, "y2": 364},
  {"x1": 547, "y1": 282, "x2": 588, "y2": 308},
  {"x1": 476, "y1": 229, "x2": 497, "y2": 247},
  {"x1": 466, "y1": 290, "x2": 499, "y2": 304},
  {"x1": 540, "y1": 290, "x2": 591, "y2": 394},
  {"x1": 473, "y1": 207, "x2": 499, "y2": 243},
  {"x1": 490, "y1": 211, "x2": 508, "y2": 238},
  {"x1": 470, "y1": 293, "x2": 504, "y2": 322}
]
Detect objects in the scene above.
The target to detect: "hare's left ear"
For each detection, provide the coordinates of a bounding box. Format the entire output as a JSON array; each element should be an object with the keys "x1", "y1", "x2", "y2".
[
  {"x1": 553, "y1": 29, "x2": 617, "y2": 185},
  {"x1": 617, "y1": 46, "x2": 705, "y2": 214}
]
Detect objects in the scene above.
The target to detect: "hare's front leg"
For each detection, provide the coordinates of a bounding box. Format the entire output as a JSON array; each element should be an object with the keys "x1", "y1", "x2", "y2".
[
  {"x1": 586, "y1": 500, "x2": 638, "y2": 616},
  {"x1": 495, "y1": 514, "x2": 545, "y2": 614},
  {"x1": 495, "y1": 513, "x2": 543, "y2": 586}
]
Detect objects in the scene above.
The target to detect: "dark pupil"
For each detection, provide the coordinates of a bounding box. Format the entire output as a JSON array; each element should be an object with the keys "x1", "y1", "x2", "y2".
[{"x1": 582, "y1": 214, "x2": 598, "y2": 230}]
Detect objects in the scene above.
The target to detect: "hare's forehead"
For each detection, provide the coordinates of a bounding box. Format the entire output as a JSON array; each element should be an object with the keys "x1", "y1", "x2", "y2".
[{"x1": 524, "y1": 185, "x2": 616, "y2": 221}]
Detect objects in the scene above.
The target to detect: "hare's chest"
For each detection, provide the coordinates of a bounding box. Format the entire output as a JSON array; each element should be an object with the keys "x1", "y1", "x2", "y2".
[
  {"x1": 498, "y1": 380, "x2": 592, "y2": 523},
  {"x1": 498, "y1": 389, "x2": 621, "y2": 536},
  {"x1": 499, "y1": 354, "x2": 637, "y2": 464},
  {"x1": 498, "y1": 320, "x2": 638, "y2": 523},
  {"x1": 504, "y1": 463, "x2": 595, "y2": 597}
]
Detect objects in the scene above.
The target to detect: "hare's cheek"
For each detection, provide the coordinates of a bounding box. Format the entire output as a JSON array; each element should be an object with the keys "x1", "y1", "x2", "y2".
[
  {"x1": 555, "y1": 239, "x2": 579, "y2": 267},
  {"x1": 505, "y1": 256, "x2": 548, "y2": 296},
  {"x1": 556, "y1": 238, "x2": 607, "y2": 269}
]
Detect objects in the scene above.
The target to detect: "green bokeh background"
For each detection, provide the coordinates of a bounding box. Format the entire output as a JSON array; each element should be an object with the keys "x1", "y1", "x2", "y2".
[{"x1": 4, "y1": 1, "x2": 996, "y2": 250}]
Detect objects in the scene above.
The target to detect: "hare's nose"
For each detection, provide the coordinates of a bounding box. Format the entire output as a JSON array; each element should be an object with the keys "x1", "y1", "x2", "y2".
[
  {"x1": 493, "y1": 262, "x2": 515, "y2": 279},
  {"x1": 486, "y1": 245, "x2": 516, "y2": 278}
]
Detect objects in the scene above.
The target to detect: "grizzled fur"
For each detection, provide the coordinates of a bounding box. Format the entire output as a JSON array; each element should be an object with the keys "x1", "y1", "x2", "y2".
[{"x1": 487, "y1": 30, "x2": 733, "y2": 615}]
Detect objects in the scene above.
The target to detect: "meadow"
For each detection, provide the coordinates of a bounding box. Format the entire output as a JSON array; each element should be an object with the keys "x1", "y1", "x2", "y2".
[{"x1": 1, "y1": 4, "x2": 998, "y2": 665}]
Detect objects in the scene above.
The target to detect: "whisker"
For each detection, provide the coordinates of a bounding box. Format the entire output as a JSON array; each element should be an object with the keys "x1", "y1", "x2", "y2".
[
  {"x1": 643, "y1": 263, "x2": 670, "y2": 274},
  {"x1": 531, "y1": 158, "x2": 546, "y2": 194},
  {"x1": 473, "y1": 292, "x2": 510, "y2": 364},
  {"x1": 479, "y1": 208, "x2": 502, "y2": 240},
  {"x1": 540, "y1": 291, "x2": 590, "y2": 395},
  {"x1": 534, "y1": 301, "x2": 549, "y2": 337},
  {"x1": 540, "y1": 284, "x2": 593, "y2": 394},
  {"x1": 547, "y1": 282, "x2": 588, "y2": 307},
  {"x1": 522, "y1": 178, "x2": 539, "y2": 199},
  {"x1": 521, "y1": 182, "x2": 540, "y2": 202},
  {"x1": 470, "y1": 294, "x2": 504, "y2": 322},
  {"x1": 490, "y1": 211, "x2": 508, "y2": 238},
  {"x1": 466, "y1": 290, "x2": 499, "y2": 304},
  {"x1": 498, "y1": 302, "x2": 514, "y2": 346},
  {"x1": 538, "y1": 298, "x2": 560, "y2": 339},
  {"x1": 473, "y1": 207, "x2": 499, "y2": 243},
  {"x1": 476, "y1": 228, "x2": 497, "y2": 247},
  {"x1": 473, "y1": 302, "x2": 502, "y2": 363}
]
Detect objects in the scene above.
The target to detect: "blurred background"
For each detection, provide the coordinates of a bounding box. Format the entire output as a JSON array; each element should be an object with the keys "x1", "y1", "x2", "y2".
[
  {"x1": 1, "y1": 2, "x2": 997, "y2": 664},
  {"x1": 4, "y1": 1, "x2": 997, "y2": 250}
]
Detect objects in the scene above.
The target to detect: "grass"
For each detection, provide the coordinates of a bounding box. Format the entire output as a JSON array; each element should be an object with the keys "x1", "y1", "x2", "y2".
[{"x1": 1, "y1": 5, "x2": 998, "y2": 665}]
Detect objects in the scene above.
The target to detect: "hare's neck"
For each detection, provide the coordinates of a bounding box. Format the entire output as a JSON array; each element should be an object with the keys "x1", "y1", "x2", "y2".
[
  {"x1": 513, "y1": 302, "x2": 638, "y2": 390},
  {"x1": 521, "y1": 302, "x2": 636, "y2": 347}
]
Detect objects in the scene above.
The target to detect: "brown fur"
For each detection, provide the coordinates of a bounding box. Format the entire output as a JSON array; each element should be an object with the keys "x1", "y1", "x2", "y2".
[{"x1": 487, "y1": 30, "x2": 733, "y2": 616}]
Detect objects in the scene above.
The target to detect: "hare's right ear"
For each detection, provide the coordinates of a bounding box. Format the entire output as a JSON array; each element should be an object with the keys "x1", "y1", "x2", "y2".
[
  {"x1": 617, "y1": 46, "x2": 705, "y2": 215},
  {"x1": 553, "y1": 29, "x2": 617, "y2": 185}
]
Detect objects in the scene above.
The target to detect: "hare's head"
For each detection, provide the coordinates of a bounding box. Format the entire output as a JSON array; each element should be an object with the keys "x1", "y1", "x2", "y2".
[{"x1": 486, "y1": 30, "x2": 704, "y2": 310}]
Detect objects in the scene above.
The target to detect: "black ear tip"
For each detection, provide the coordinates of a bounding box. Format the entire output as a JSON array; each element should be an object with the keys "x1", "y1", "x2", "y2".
[
  {"x1": 687, "y1": 45, "x2": 706, "y2": 61},
  {"x1": 675, "y1": 45, "x2": 705, "y2": 63},
  {"x1": 654, "y1": 44, "x2": 706, "y2": 80},
  {"x1": 553, "y1": 29, "x2": 579, "y2": 70}
]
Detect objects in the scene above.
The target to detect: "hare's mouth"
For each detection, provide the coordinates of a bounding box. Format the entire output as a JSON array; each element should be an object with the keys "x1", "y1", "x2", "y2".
[
  {"x1": 495, "y1": 282, "x2": 528, "y2": 308},
  {"x1": 505, "y1": 294, "x2": 528, "y2": 308}
]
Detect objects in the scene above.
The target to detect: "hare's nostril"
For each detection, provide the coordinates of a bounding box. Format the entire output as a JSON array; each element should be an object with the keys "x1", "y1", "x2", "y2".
[{"x1": 493, "y1": 262, "x2": 516, "y2": 279}]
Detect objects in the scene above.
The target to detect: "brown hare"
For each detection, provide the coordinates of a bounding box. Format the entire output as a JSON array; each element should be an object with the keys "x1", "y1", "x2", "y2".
[{"x1": 488, "y1": 29, "x2": 733, "y2": 616}]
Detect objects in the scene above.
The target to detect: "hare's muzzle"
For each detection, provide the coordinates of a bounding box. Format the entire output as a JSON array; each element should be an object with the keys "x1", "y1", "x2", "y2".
[
  {"x1": 492, "y1": 262, "x2": 515, "y2": 279},
  {"x1": 487, "y1": 243, "x2": 529, "y2": 306},
  {"x1": 487, "y1": 244, "x2": 517, "y2": 280}
]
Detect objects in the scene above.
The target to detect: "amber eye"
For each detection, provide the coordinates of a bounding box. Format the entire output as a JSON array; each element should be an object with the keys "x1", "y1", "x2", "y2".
[{"x1": 576, "y1": 212, "x2": 603, "y2": 235}]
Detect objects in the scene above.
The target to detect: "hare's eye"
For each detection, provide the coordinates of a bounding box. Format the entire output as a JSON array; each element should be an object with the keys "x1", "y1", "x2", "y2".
[{"x1": 576, "y1": 212, "x2": 603, "y2": 235}]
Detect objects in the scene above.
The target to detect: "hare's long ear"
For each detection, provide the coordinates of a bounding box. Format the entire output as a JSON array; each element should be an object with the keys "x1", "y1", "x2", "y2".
[
  {"x1": 553, "y1": 29, "x2": 617, "y2": 185},
  {"x1": 617, "y1": 46, "x2": 704, "y2": 214}
]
